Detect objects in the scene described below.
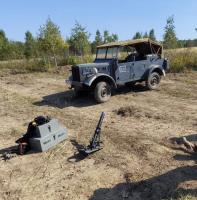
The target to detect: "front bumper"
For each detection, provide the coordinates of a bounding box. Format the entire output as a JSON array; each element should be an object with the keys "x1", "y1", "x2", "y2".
[
  {"x1": 65, "y1": 78, "x2": 87, "y2": 89},
  {"x1": 71, "y1": 81, "x2": 84, "y2": 87},
  {"x1": 66, "y1": 74, "x2": 95, "y2": 89}
]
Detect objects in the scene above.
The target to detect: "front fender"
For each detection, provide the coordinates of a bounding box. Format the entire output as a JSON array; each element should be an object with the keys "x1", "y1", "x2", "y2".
[{"x1": 84, "y1": 73, "x2": 116, "y2": 87}]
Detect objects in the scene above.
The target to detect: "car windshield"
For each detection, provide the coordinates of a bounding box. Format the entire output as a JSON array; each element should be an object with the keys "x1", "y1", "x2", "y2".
[
  {"x1": 96, "y1": 47, "x2": 118, "y2": 59},
  {"x1": 96, "y1": 48, "x2": 107, "y2": 59},
  {"x1": 106, "y1": 47, "x2": 118, "y2": 59}
]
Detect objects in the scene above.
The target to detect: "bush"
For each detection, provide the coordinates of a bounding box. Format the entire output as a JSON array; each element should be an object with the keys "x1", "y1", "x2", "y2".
[
  {"x1": 58, "y1": 55, "x2": 94, "y2": 66},
  {"x1": 0, "y1": 59, "x2": 48, "y2": 73},
  {"x1": 0, "y1": 55, "x2": 94, "y2": 74},
  {"x1": 164, "y1": 48, "x2": 197, "y2": 73},
  {"x1": 1, "y1": 49, "x2": 197, "y2": 74}
]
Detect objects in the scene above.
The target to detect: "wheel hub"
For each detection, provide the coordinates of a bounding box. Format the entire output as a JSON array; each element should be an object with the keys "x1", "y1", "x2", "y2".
[
  {"x1": 101, "y1": 87, "x2": 108, "y2": 97},
  {"x1": 151, "y1": 76, "x2": 159, "y2": 86}
]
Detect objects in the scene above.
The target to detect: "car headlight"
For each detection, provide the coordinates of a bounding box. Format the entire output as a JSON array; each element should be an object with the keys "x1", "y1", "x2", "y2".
[{"x1": 92, "y1": 67, "x2": 98, "y2": 74}]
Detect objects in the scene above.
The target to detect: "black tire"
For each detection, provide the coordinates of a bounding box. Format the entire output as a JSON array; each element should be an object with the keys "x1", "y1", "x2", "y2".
[
  {"x1": 94, "y1": 82, "x2": 111, "y2": 103},
  {"x1": 146, "y1": 72, "x2": 161, "y2": 90}
]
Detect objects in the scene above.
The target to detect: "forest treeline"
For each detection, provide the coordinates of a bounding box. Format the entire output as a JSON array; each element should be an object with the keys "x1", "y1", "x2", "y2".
[{"x1": 0, "y1": 15, "x2": 197, "y2": 72}]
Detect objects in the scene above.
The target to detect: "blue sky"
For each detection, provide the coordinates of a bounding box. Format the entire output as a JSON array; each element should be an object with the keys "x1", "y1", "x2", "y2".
[{"x1": 0, "y1": 0, "x2": 197, "y2": 42}]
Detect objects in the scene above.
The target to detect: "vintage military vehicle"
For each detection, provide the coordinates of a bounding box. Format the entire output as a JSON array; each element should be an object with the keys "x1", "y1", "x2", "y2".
[{"x1": 67, "y1": 38, "x2": 169, "y2": 103}]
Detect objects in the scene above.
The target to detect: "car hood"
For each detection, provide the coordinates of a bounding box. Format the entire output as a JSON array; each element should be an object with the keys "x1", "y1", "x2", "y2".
[{"x1": 76, "y1": 62, "x2": 110, "y2": 68}]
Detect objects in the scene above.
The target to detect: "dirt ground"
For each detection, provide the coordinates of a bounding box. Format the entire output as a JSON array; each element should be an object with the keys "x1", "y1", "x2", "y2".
[{"x1": 0, "y1": 69, "x2": 197, "y2": 200}]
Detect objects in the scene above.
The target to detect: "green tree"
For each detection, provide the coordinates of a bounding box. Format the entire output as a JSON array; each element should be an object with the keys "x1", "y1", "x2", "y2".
[
  {"x1": 163, "y1": 16, "x2": 178, "y2": 49},
  {"x1": 38, "y1": 17, "x2": 68, "y2": 67},
  {"x1": 95, "y1": 30, "x2": 103, "y2": 44},
  {"x1": 110, "y1": 33, "x2": 118, "y2": 42},
  {"x1": 69, "y1": 21, "x2": 90, "y2": 56},
  {"x1": 0, "y1": 30, "x2": 7, "y2": 44},
  {"x1": 149, "y1": 29, "x2": 156, "y2": 41},
  {"x1": 103, "y1": 30, "x2": 109, "y2": 43},
  {"x1": 91, "y1": 30, "x2": 103, "y2": 53},
  {"x1": 0, "y1": 29, "x2": 9, "y2": 60},
  {"x1": 133, "y1": 32, "x2": 142, "y2": 39},
  {"x1": 0, "y1": 30, "x2": 25, "y2": 60},
  {"x1": 24, "y1": 31, "x2": 36, "y2": 59},
  {"x1": 103, "y1": 30, "x2": 118, "y2": 43},
  {"x1": 143, "y1": 32, "x2": 148, "y2": 38},
  {"x1": 8, "y1": 41, "x2": 25, "y2": 59}
]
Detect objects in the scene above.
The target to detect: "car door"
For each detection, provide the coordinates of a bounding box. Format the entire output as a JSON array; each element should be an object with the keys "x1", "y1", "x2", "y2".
[
  {"x1": 116, "y1": 62, "x2": 134, "y2": 84},
  {"x1": 131, "y1": 60, "x2": 148, "y2": 80}
]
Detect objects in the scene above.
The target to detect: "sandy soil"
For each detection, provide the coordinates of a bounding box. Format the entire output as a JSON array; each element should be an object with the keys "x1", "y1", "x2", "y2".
[{"x1": 0, "y1": 69, "x2": 197, "y2": 200}]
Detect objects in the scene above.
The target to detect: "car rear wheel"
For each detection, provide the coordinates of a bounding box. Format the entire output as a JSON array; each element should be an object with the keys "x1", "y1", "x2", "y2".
[
  {"x1": 94, "y1": 82, "x2": 111, "y2": 103},
  {"x1": 146, "y1": 72, "x2": 161, "y2": 90}
]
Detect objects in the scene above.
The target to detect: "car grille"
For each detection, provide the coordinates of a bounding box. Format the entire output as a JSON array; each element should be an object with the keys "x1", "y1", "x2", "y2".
[{"x1": 72, "y1": 66, "x2": 80, "y2": 82}]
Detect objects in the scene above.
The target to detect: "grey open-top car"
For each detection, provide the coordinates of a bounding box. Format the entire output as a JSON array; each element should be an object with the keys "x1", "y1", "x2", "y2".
[{"x1": 67, "y1": 38, "x2": 169, "y2": 103}]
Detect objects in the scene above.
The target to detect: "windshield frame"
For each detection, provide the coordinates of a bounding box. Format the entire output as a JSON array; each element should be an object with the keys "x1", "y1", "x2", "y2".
[{"x1": 96, "y1": 47, "x2": 119, "y2": 60}]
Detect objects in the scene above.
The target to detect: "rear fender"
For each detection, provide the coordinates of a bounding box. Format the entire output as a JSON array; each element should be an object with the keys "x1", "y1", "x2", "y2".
[{"x1": 147, "y1": 65, "x2": 165, "y2": 78}]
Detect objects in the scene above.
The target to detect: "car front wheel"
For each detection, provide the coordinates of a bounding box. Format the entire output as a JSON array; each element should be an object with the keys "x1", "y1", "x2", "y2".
[
  {"x1": 94, "y1": 82, "x2": 111, "y2": 103},
  {"x1": 146, "y1": 72, "x2": 161, "y2": 90}
]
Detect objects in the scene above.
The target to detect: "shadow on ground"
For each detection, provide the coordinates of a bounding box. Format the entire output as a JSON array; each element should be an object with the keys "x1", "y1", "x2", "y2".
[
  {"x1": 0, "y1": 145, "x2": 18, "y2": 155},
  {"x1": 33, "y1": 90, "x2": 96, "y2": 108},
  {"x1": 33, "y1": 84, "x2": 149, "y2": 109},
  {"x1": 89, "y1": 134, "x2": 197, "y2": 200},
  {"x1": 67, "y1": 139, "x2": 87, "y2": 162},
  {"x1": 90, "y1": 161, "x2": 197, "y2": 200},
  {"x1": 117, "y1": 83, "x2": 150, "y2": 94},
  {"x1": 0, "y1": 145, "x2": 39, "y2": 161}
]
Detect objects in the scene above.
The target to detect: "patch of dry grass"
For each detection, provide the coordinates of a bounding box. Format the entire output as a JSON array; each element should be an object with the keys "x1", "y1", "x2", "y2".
[
  {"x1": 165, "y1": 48, "x2": 197, "y2": 72},
  {"x1": 167, "y1": 192, "x2": 197, "y2": 200},
  {"x1": 114, "y1": 105, "x2": 168, "y2": 121}
]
